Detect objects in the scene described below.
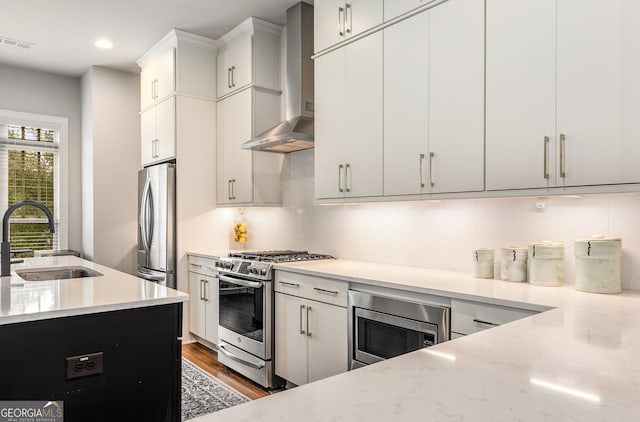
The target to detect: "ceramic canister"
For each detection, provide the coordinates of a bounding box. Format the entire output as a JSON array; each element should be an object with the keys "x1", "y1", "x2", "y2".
[
  {"x1": 499, "y1": 246, "x2": 528, "y2": 282},
  {"x1": 574, "y1": 236, "x2": 622, "y2": 294},
  {"x1": 473, "y1": 248, "x2": 494, "y2": 279},
  {"x1": 528, "y1": 242, "x2": 564, "y2": 287}
]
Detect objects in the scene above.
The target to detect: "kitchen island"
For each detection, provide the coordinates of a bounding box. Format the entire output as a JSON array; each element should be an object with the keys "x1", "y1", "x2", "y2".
[
  {"x1": 191, "y1": 258, "x2": 640, "y2": 422},
  {"x1": 0, "y1": 255, "x2": 188, "y2": 422}
]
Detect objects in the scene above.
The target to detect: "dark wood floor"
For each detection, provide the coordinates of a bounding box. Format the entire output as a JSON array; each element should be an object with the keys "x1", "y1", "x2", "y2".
[{"x1": 182, "y1": 342, "x2": 273, "y2": 400}]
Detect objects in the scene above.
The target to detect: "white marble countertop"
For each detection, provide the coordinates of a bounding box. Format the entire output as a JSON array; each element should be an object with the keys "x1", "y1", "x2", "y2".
[
  {"x1": 0, "y1": 256, "x2": 188, "y2": 325},
  {"x1": 191, "y1": 257, "x2": 640, "y2": 422}
]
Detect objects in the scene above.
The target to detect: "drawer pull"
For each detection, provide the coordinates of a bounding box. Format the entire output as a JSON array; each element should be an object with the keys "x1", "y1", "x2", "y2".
[
  {"x1": 314, "y1": 287, "x2": 339, "y2": 295},
  {"x1": 279, "y1": 281, "x2": 300, "y2": 288},
  {"x1": 473, "y1": 318, "x2": 500, "y2": 327},
  {"x1": 190, "y1": 263, "x2": 202, "y2": 268}
]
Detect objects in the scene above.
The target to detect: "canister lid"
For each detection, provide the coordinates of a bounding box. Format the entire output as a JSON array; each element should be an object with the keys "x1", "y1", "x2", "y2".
[
  {"x1": 574, "y1": 235, "x2": 621, "y2": 257},
  {"x1": 500, "y1": 246, "x2": 528, "y2": 260},
  {"x1": 528, "y1": 241, "x2": 564, "y2": 259},
  {"x1": 473, "y1": 248, "x2": 494, "y2": 261}
]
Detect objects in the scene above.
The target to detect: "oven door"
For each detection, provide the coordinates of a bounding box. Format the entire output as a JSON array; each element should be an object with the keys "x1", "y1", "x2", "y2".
[
  {"x1": 354, "y1": 307, "x2": 438, "y2": 366},
  {"x1": 217, "y1": 272, "x2": 271, "y2": 360}
]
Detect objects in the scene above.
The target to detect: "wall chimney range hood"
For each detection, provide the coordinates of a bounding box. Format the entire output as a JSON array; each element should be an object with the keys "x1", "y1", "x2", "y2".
[{"x1": 242, "y1": 2, "x2": 314, "y2": 153}]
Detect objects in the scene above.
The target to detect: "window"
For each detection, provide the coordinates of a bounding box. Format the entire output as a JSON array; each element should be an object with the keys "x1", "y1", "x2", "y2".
[{"x1": 0, "y1": 110, "x2": 68, "y2": 257}]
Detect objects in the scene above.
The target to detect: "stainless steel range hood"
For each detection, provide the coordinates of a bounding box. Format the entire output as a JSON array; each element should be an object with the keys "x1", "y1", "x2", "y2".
[{"x1": 242, "y1": 2, "x2": 314, "y2": 153}]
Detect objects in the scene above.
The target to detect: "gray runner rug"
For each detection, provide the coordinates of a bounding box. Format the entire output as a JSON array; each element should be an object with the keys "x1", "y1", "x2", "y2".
[{"x1": 182, "y1": 357, "x2": 250, "y2": 421}]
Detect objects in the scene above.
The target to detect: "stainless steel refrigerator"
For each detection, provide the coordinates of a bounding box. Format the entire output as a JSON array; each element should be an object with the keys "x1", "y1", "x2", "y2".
[{"x1": 137, "y1": 163, "x2": 176, "y2": 289}]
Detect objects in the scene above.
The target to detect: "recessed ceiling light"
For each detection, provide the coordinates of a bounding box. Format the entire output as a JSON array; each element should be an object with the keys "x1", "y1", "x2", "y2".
[{"x1": 94, "y1": 39, "x2": 113, "y2": 49}]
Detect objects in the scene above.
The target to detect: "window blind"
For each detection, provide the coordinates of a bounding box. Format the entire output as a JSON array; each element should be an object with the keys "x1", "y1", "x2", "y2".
[{"x1": 0, "y1": 122, "x2": 59, "y2": 256}]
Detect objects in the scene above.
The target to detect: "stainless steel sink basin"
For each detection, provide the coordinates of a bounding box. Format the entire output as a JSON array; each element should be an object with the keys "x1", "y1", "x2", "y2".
[{"x1": 16, "y1": 266, "x2": 104, "y2": 281}]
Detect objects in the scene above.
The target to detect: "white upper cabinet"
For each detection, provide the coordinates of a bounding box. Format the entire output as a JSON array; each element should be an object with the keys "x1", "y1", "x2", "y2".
[
  {"x1": 315, "y1": 32, "x2": 383, "y2": 199},
  {"x1": 140, "y1": 96, "x2": 176, "y2": 166},
  {"x1": 216, "y1": 88, "x2": 283, "y2": 206},
  {"x1": 314, "y1": 0, "x2": 383, "y2": 53},
  {"x1": 427, "y1": 0, "x2": 484, "y2": 194},
  {"x1": 487, "y1": 0, "x2": 640, "y2": 190},
  {"x1": 486, "y1": 0, "x2": 558, "y2": 190},
  {"x1": 384, "y1": 0, "x2": 484, "y2": 196},
  {"x1": 556, "y1": 0, "x2": 640, "y2": 187},
  {"x1": 216, "y1": 35, "x2": 253, "y2": 98},
  {"x1": 138, "y1": 30, "x2": 216, "y2": 167},
  {"x1": 216, "y1": 18, "x2": 281, "y2": 99},
  {"x1": 215, "y1": 18, "x2": 283, "y2": 206},
  {"x1": 140, "y1": 47, "x2": 175, "y2": 111},
  {"x1": 383, "y1": 12, "x2": 429, "y2": 196}
]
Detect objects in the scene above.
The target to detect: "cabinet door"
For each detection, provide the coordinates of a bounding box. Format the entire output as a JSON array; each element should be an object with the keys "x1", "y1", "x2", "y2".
[
  {"x1": 383, "y1": 12, "x2": 429, "y2": 196},
  {"x1": 274, "y1": 293, "x2": 308, "y2": 386},
  {"x1": 216, "y1": 49, "x2": 230, "y2": 99},
  {"x1": 188, "y1": 272, "x2": 206, "y2": 338},
  {"x1": 216, "y1": 89, "x2": 253, "y2": 204},
  {"x1": 204, "y1": 275, "x2": 219, "y2": 344},
  {"x1": 155, "y1": 97, "x2": 176, "y2": 162},
  {"x1": 428, "y1": 0, "x2": 485, "y2": 193},
  {"x1": 155, "y1": 48, "x2": 176, "y2": 102},
  {"x1": 140, "y1": 64, "x2": 155, "y2": 110},
  {"x1": 229, "y1": 36, "x2": 253, "y2": 93},
  {"x1": 345, "y1": 32, "x2": 383, "y2": 197},
  {"x1": 307, "y1": 301, "x2": 348, "y2": 384},
  {"x1": 485, "y1": 0, "x2": 556, "y2": 190},
  {"x1": 315, "y1": 48, "x2": 346, "y2": 199},
  {"x1": 557, "y1": 0, "x2": 640, "y2": 186},
  {"x1": 140, "y1": 107, "x2": 156, "y2": 166},
  {"x1": 348, "y1": 0, "x2": 383, "y2": 36},
  {"x1": 314, "y1": 0, "x2": 348, "y2": 53}
]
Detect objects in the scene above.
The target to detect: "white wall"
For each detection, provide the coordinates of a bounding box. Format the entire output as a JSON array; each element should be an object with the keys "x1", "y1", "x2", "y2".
[
  {"x1": 0, "y1": 63, "x2": 82, "y2": 251},
  {"x1": 81, "y1": 66, "x2": 140, "y2": 273}
]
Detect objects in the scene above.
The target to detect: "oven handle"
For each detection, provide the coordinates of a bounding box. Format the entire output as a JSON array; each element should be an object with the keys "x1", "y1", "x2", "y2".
[
  {"x1": 217, "y1": 273, "x2": 264, "y2": 289},
  {"x1": 218, "y1": 344, "x2": 265, "y2": 370}
]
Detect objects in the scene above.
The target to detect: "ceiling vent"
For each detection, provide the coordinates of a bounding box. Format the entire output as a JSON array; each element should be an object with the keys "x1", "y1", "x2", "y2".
[{"x1": 0, "y1": 37, "x2": 35, "y2": 50}]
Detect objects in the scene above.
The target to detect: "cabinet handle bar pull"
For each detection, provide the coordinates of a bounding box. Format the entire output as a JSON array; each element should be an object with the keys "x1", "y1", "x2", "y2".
[
  {"x1": 473, "y1": 318, "x2": 500, "y2": 327},
  {"x1": 314, "y1": 287, "x2": 339, "y2": 295},
  {"x1": 345, "y1": 163, "x2": 351, "y2": 192},
  {"x1": 300, "y1": 304, "x2": 306, "y2": 335},
  {"x1": 306, "y1": 306, "x2": 312, "y2": 337},
  {"x1": 338, "y1": 164, "x2": 344, "y2": 192},
  {"x1": 279, "y1": 281, "x2": 300, "y2": 287},
  {"x1": 420, "y1": 153, "x2": 426, "y2": 188},
  {"x1": 429, "y1": 152, "x2": 435, "y2": 187},
  {"x1": 560, "y1": 133, "x2": 566, "y2": 178},
  {"x1": 543, "y1": 136, "x2": 550, "y2": 179},
  {"x1": 345, "y1": 3, "x2": 352, "y2": 34}
]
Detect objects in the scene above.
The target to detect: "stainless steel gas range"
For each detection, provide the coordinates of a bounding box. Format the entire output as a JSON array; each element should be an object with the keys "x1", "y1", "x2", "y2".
[{"x1": 215, "y1": 250, "x2": 333, "y2": 388}]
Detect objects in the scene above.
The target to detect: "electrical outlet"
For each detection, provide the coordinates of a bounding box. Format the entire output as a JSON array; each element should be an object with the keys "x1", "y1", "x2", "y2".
[{"x1": 66, "y1": 352, "x2": 104, "y2": 380}]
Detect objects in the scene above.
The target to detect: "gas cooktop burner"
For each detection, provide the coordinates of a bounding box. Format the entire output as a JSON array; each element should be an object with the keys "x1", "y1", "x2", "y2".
[{"x1": 228, "y1": 250, "x2": 335, "y2": 263}]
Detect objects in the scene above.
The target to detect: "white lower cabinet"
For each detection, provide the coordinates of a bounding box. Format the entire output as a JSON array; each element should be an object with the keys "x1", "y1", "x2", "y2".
[
  {"x1": 451, "y1": 299, "x2": 537, "y2": 337},
  {"x1": 188, "y1": 256, "x2": 219, "y2": 345},
  {"x1": 274, "y1": 272, "x2": 348, "y2": 386}
]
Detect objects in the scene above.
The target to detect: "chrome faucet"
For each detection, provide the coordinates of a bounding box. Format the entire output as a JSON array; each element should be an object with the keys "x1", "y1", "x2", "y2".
[{"x1": 1, "y1": 201, "x2": 55, "y2": 276}]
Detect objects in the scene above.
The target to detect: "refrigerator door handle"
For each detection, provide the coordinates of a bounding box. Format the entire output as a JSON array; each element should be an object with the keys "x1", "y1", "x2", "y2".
[
  {"x1": 146, "y1": 182, "x2": 154, "y2": 251},
  {"x1": 139, "y1": 177, "x2": 151, "y2": 254}
]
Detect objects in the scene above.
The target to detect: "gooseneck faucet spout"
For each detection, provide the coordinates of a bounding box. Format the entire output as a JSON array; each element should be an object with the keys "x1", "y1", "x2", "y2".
[{"x1": 1, "y1": 201, "x2": 55, "y2": 276}]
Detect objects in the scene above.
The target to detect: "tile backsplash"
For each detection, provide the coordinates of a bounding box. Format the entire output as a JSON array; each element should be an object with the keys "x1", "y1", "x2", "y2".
[{"x1": 220, "y1": 149, "x2": 640, "y2": 291}]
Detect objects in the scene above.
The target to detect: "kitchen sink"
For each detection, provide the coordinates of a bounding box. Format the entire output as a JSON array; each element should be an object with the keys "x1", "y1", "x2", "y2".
[{"x1": 16, "y1": 266, "x2": 104, "y2": 281}]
